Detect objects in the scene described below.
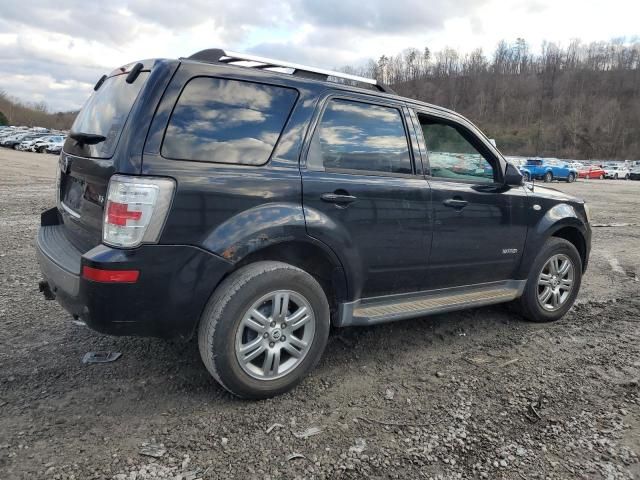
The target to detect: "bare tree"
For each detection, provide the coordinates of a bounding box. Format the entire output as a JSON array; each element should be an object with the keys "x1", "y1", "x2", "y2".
[{"x1": 342, "y1": 38, "x2": 640, "y2": 160}]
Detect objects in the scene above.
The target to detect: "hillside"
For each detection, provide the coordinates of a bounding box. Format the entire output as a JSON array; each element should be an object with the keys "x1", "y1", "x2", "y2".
[
  {"x1": 0, "y1": 91, "x2": 76, "y2": 131},
  {"x1": 346, "y1": 39, "x2": 640, "y2": 160},
  {"x1": 2, "y1": 38, "x2": 639, "y2": 160}
]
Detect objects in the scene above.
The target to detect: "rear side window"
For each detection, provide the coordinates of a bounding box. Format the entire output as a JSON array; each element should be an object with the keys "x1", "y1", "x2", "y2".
[
  {"x1": 307, "y1": 98, "x2": 412, "y2": 175},
  {"x1": 66, "y1": 72, "x2": 149, "y2": 158},
  {"x1": 162, "y1": 77, "x2": 298, "y2": 165}
]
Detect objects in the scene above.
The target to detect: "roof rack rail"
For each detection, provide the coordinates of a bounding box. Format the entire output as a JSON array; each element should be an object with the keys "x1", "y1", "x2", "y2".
[{"x1": 187, "y1": 48, "x2": 395, "y2": 94}]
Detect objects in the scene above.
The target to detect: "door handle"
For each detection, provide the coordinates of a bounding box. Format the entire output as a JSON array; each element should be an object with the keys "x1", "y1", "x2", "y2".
[
  {"x1": 443, "y1": 198, "x2": 468, "y2": 210},
  {"x1": 321, "y1": 192, "x2": 357, "y2": 205}
]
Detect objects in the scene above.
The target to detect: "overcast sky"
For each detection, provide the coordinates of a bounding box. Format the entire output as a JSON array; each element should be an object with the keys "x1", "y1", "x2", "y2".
[{"x1": 0, "y1": 0, "x2": 638, "y2": 112}]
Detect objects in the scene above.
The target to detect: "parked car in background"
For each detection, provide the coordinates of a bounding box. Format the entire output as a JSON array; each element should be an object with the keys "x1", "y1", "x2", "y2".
[
  {"x1": 519, "y1": 159, "x2": 577, "y2": 182},
  {"x1": 1, "y1": 132, "x2": 45, "y2": 149},
  {"x1": 629, "y1": 167, "x2": 640, "y2": 181},
  {"x1": 604, "y1": 165, "x2": 630, "y2": 180},
  {"x1": 32, "y1": 135, "x2": 66, "y2": 153},
  {"x1": 45, "y1": 137, "x2": 65, "y2": 154},
  {"x1": 17, "y1": 134, "x2": 51, "y2": 151},
  {"x1": 577, "y1": 165, "x2": 605, "y2": 179},
  {"x1": 567, "y1": 161, "x2": 585, "y2": 170}
]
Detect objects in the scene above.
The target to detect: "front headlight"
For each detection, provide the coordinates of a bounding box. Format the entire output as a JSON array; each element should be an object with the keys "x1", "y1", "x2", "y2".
[{"x1": 583, "y1": 203, "x2": 591, "y2": 223}]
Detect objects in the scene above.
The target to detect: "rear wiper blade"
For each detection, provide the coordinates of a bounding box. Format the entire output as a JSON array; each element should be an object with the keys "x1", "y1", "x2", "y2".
[{"x1": 69, "y1": 132, "x2": 106, "y2": 145}]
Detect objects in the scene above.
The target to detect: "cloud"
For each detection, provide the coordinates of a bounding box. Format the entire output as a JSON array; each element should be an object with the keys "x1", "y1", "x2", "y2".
[
  {"x1": 294, "y1": 0, "x2": 486, "y2": 33},
  {"x1": 0, "y1": 1, "x2": 143, "y2": 46},
  {"x1": 0, "y1": 0, "x2": 638, "y2": 113}
]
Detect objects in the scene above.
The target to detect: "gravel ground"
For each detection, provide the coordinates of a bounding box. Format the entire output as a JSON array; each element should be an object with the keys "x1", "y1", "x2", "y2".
[{"x1": 0, "y1": 149, "x2": 638, "y2": 480}]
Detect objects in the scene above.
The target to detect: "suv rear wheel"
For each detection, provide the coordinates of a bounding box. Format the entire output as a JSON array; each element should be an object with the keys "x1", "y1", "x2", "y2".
[
  {"x1": 566, "y1": 172, "x2": 576, "y2": 183},
  {"x1": 198, "y1": 261, "x2": 330, "y2": 399},
  {"x1": 544, "y1": 172, "x2": 553, "y2": 183},
  {"x1": 517, "y1": 237, "x2": 582, "y2": 322}
]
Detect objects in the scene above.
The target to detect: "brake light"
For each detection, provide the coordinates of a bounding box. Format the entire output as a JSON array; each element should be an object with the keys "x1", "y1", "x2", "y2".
[
  {"x1": 107, "y1": 201, "x2": 142, "y2": 226},
  {"x1": 103, "y1": 175, "x2": 175, "y2": 248},
  {"x1": 82, "y1": 266, "x2": 140, "y2": 283}
]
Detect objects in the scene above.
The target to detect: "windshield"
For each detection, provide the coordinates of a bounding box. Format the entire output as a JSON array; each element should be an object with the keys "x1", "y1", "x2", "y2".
[{"x1": 66, "y1": 72, "x2": 149, "y2": 158}]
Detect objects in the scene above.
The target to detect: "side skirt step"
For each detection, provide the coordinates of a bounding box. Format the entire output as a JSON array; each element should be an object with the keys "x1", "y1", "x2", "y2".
[{"x1": 338, "y1": 280, "x2": 526, "y2": 327}]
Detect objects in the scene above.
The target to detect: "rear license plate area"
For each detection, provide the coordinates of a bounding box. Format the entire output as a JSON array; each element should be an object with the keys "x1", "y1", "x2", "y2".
[{"x1": 62, "y1": 175, "x2": 85, "y2": 212}]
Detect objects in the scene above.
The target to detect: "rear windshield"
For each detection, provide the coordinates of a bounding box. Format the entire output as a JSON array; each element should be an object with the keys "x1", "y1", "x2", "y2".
[{"x1": 65, "y1": 72, "x2": 149, "y2": 158}]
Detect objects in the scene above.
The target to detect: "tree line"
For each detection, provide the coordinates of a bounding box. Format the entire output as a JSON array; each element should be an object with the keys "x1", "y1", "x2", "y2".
[
  {"x1": 0, "y1": 91, "x2": 76, "y2": 131},
  {"x1": 342, "y1": 39, "x2": 640, "y2": 160}
]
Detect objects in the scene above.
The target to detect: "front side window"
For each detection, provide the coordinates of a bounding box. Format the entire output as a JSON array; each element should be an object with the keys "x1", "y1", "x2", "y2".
[
  {"x1": 418, "y1": 115, "x2": 495, "y2": 183},
  {"x1": 308, "y1": 99, "x2": 412, "y2": 175},
  {"x1": 162, "y1": 77, "x2": 298, "y2": 165}
]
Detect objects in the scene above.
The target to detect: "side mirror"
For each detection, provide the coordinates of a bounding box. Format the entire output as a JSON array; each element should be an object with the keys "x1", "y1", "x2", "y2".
[{"x1": 504, "y1": 163, "x2": 523, "y2": 186}]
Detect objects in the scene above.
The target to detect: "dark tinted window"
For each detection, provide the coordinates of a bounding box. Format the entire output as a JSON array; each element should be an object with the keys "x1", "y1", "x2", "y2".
[
  {"x1": 308, "y1": 99, "x2": 412, "y2": 174},
  {"x1": 162, "y1": 77, "x2": 298, "y2": 165},
  {"x1": 419, "y1": 116, "x2": 495, "y2": 183},
  {"x1": 67, "y1": 72, "x2": 149, "y2": 158}
]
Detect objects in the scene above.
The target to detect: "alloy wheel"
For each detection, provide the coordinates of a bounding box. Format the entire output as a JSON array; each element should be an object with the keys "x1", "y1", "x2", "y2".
[
  {"x1": 235, "y1": 290, "x2": 315, "y2": 380},
  {"x1": 537, "y1": 254, "x2": 574, "y2": 311}
]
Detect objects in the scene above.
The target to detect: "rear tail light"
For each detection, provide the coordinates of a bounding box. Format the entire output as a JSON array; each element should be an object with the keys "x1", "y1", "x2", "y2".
[{"x1": 103, "y1": 175, "x2": 175, "y2": 248}]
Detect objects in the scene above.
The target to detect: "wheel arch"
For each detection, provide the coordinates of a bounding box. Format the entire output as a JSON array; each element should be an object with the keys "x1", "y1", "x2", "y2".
[
  {"x1": 550, "y1": 226, "x2": 587, "y2": 271},
  {"x1": 517, "y1": 206, "x2": 590, "y2": 278},
  {"x1": 231, "y1": 239, "x2": 349, "y2": 324}
]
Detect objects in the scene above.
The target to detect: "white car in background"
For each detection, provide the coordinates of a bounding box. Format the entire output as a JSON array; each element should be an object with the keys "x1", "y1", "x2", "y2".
[
  {"x1": 30, "y1": 135, "x2": 65, "y2": 153},
  {"x1": 17, "y1": 134, "x2": 51, "y2": 151},
  {"x1": 604, "y1": 165, "x2": 630, "y2": 180},
  {"x1": 45, "y1": 137, "x2": 66, "y2": 154}
]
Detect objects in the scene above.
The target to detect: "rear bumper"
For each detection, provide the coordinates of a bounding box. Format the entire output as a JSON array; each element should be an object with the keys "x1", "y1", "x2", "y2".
[{"x1": 36, "y1": 208, "x2": 233, "y2": 338}]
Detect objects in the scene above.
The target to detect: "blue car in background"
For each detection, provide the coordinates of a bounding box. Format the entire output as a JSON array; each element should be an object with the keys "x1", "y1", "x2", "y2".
[{"x1": 519, "y1": 159, "x2": 578, "y2": 183}]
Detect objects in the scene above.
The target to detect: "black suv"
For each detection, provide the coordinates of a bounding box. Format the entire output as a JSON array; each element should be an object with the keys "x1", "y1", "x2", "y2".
[{"x1": 37, "y1": 49, "x2": 591, "y2": 398}]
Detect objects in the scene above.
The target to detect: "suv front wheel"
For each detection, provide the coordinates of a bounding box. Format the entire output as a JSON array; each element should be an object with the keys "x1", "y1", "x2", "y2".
[
  {"x1": 198, "y1": 261, "x2": 330, "y2": 399},
  {"x1": 517, "y1": 237, "x2": 582, "y2": 322}
]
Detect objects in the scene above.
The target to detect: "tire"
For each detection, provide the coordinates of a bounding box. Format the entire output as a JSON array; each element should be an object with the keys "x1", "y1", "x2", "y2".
[
  {"x1": 566, "y1": 173, "x2": 575, "y2": 183},
  {"x1": 198, "y1": 261, "x2": 330, "y2": 399},
  {"x1": 544, "y1": 172, "x2": 553, "y2": 183},
  {"x1": 614, "y1": 173, "x2": 618, "y2": 180},
  {"x1": 599, "y1": 174, "x2": 604, "y2": 180},
  {"x1": 523, "y1": 171, "x2": 530, "y2": 182},
  {"x1": 517, "y1": 237, "x2": 582, "y2": 323},
  {"x1": 625, "y1": 174, "x2": 630, "y2": 180}
]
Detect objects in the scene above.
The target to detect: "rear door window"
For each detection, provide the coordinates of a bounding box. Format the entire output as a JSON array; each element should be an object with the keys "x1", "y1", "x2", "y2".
[
  {"x1": 66, "y1": 72, "x2": 149, "y2": 158},
  {"x1": 162, "y1": 77, "x2": 298, "y2": 165},
  {"x1": 307, "y1": 98, "x2": 413, "y2": 175}
]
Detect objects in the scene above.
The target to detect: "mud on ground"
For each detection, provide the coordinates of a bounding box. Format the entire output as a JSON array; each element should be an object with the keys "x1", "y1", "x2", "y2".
[{"x1": 0, "y1": 149, "x2": 638, "y2": 479}]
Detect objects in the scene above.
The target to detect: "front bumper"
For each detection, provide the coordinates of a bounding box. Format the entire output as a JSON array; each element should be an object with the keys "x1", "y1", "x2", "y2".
[{"x1": 36, "y1": 208, "x2": 233, "y2": 338}]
